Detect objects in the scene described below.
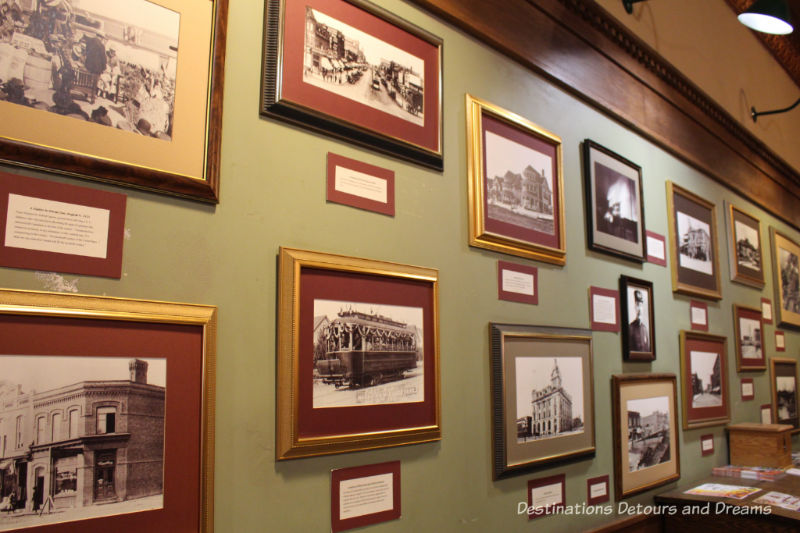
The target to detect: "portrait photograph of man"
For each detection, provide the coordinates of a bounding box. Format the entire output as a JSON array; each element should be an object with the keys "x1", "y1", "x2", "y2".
[{"x1": 620, "y1": 276, "x2": 655, "y2": 361}]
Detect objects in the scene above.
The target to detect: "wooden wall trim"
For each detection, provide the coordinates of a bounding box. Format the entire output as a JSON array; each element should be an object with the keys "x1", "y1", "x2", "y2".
[{"x1": 407, "y1": 0, "x2": 800, "y2": 229}]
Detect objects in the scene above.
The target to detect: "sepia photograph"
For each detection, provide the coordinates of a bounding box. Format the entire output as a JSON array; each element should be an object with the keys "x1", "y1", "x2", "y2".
[
  {"x1": 726, "y1": 203, "x2": 764, "y2": 288},
  {"x1": 738, "y1": 317, "x2": 762, "y2": 360},
  {"x1": 689, "y1": 351, "x2": 722, "y2": 408},
  {"x1": 776, "y1": 376, "x2": 797, "y2": 422},
  {"x1": 484, "y1": 129, "x2": 555, "y2": 236},
  {"x1": 626, "y1": 396, "x2": 671, "y2": 472},
  {"x1": 734, "y1": 220, "x2": 760, "y2": 270},
  {"x1": 312, "y1": 298, "x2": 424, "y2": 409},
  {"x1": 303, "y1": 7, "x2": 424, "y2": 126},
  {"x1": 594, "y1": 164, "x2": 638, "y2": 244},
  {"x1": 0, "y1": 355, "x2": 165, "y2": 531},
  {"x1": 677, "y1": 211, "x2": 713, "y2": 275},
  {"x1": 0, "y1": 0, "x2": 179, "y2": 139},
  {"x1": 780, "y1": 248, "x2": 800, "y2": 313},
  {"x1": 515, "y1": 356, "x2": 584, "y2": 444},
  {"x1": 626, "y1": 285, "x2": 650, "y2": 352}
]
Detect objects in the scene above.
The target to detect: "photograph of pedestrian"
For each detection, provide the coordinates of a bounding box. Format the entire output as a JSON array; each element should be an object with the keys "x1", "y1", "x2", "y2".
[
  {"x1": 689, "y1": 351, "x2": 723, "y2": 408},
  {"x1": 620, "y1": 276, "x2": 655, "y2": 361},
  {"x1": 626, "y1": 396, "x2": 671, "y2": 472}
]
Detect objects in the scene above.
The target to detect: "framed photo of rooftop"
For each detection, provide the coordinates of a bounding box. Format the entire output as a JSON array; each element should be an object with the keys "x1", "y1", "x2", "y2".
[
  {"x1": 0, "y1": 0, "x2": 228, "y2": 202},
  {"x1": 666, "y1": 182, "x2": 722, "y2": 300},
  {"x1": 678, "y1": 331, "x2": 730, "y2": 430},
  {"x1": 583, "y1": 140, "x2": 646, "y2": 262},
  {"x1": 770, "y1": 227, "x2": 800, "y2": 329},
  {"x1": 466, "y1": 94, "x2": 566, "y2": 265},
  {"x1": 0, "y1": 288, "x2": 216, "y2": 532},
  {"x1": 611, "y1": 373, "x2": 679, "y2": 500},
  {"x1": 489, "y1": 323, "x2": 595, "y2": 480},
  {"x1": 733, "y1": 304, "x2": 766, "y2": 371},
  {"x1": 770, "y1": 358, "x2": 799, "y2": 432},
  {"x1": 725, "y1": 202, "x2": 765, "y2": 288},
  {"x1": 619, "y1": 276, "x2": 656, "y2": 362},
  {"x1": 260, "y1": 0, "x2": 443, "y2": 169},
  {"x1": 276, "y1": 247, "x2": 441, "y2": 460}
]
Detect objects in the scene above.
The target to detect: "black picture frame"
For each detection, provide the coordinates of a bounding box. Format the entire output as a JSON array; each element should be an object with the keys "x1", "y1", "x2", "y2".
[{"x1": 619, "y1": 275, "x2": 656, "y2": 361}]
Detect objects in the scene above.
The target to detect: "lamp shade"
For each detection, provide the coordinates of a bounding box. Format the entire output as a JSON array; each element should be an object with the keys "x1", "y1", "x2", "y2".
[{"x1": 738, "y1": 0, "x2": 793, "y2": 35}]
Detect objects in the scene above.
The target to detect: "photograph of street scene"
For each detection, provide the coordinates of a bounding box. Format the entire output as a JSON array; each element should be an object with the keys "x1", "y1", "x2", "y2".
[
  {"x1": 484, "y1": 130, "x2": 555, "y2": 236},
  {"x1": 690, "y1": 351, "x2": 722, "y2": 408},
  {"x1": 312, "y1": 299, "x2": 424, "y2": 409},
  {"x1": 0, "y1": 0, "x2": 178, "y2": 139},
  {"x1": 303, "y1": 7, "x2": 424, "y2": 126},
  {"x1": 777, "y1": 375, "x2": 797, "y2": 423},
  {"x1": 627, "y1": 396, "x2": 671, "y2": 472},
  {"x1": 738, "y1": 317, "x2": 762, "y2": 360},
  {"x1": 734, "y1": 220, "x2": 761, "y2": 270}
]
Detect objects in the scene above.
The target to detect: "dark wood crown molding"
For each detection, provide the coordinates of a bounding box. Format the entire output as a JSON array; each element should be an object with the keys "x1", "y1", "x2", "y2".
[{"x1": 407, "y1": 0, "x2": 800, "y2": 229}]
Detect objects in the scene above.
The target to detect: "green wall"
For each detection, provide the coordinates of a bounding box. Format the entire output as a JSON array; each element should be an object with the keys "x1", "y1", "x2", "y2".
[{"x1": 2, "y1": 0, "x2": 799, "y2": 531}]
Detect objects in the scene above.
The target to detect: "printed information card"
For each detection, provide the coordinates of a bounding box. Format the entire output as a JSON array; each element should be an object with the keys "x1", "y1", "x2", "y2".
[
  {"x1": 590, "y1": 287, "x2": 619, "y2": 332},
  {"x1": 331, "y1": 461, "x2": 400, "y2": 533},
  {"x1": 690, "y1": 301, "x2": 709, "y2": 331},
  {"x1": 646, "y1": 230, "x2": 667, "y2": 266},
  {"x1": 327, "y1": 153, "x2": 395, "y2": 216},
  {"x1": 498, "y1": 261, "x2": 538, "y2": 305}
]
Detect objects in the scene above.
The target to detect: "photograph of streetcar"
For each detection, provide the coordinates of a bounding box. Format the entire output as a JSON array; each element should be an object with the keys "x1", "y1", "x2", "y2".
[
  {"x1": 626, "y1": 396, "x2": 671, "y2": 472},
  {"x1": 312, "y1": 299, "x2": 424, "y2": 408},
  {"x1": 303, "y1": 7, "x2": 425, "y2": 126}
]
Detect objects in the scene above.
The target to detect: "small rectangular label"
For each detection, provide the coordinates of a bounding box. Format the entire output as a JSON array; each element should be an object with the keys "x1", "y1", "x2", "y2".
[
  {"x1": 762, "y1": 299, "x2": 773, "y2": 322},
  {"x1": 339, "y1": 473, "x2": 394, "y2": 520},
  {"x1": 776, "y1": 332, "x2": 785, "y2": 350},
  {"x1": 647, "y1": 235, "x2": 665, "y2": 260},
  {"x1": 761, "y1": 406, "x2": 772, "y2": 424},
  {"x1": 501, "y1": 269, "x2": 535, "y2": 296},
  {"x1": 326, "y1": 153, "x2": 395, "y2": 217},
  {"x1": 589, "y1": 482, "x2": 607, "y2": 499},
  {"x1": 691, "y1": 306, "x2": 707, "y2": 326},
  {"x1": 593, "y1": 295, "x2": 617, "y2": 324},
  {"x1": 742, "y1": 382, "x2": 754, "y2": 397},
  {"x1": 702, "y1": 438, "x2": 713, "y2": 451},
  {"x1": 531, "y1": 482, "x2": 563, "y2": 509},
  {"x1": 334, "y1": 166, "x2": 388, "y2": 204}
]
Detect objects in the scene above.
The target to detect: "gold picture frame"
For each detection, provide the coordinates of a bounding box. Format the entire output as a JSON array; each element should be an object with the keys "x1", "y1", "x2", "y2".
[
  {"x1": 0, "y1": 288, "x2": 216, "y2": 532},
  {"x1": 770, "y1": 357, "x2": 800, "y2": 432},
  {"x1": 466, "y1": 94, "x2": 566, "y2": 265},
  {"x1": 277, "y1": 247, "x2": 441, "y2": 460},
  {"x1": 725, "y1": 202, "x2": 765, "y2": 288},
  {"x1": 770, "y1": 227, "x2": 800, "y2": 329}
]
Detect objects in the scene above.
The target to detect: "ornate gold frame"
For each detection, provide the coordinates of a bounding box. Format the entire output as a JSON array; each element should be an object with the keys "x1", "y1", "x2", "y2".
[
  {"x1": 725, "y1": 202, "x2": 765, "y2": 288},
  {"x1": 770, "y1": 227, "x2": 800, "y2": 329},
  {"x1": 466, "y1": 94, "x2": 566, "y2": 265},
  {"x1": 276, "y1": 247, "x2": 441, "y2": 460},
  {"x1": 0, "y1": 288, "x2": 217, "y2": 532}
]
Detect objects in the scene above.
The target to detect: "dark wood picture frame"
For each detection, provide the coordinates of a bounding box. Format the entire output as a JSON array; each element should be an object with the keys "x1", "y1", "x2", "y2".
[
  {"x1": 733, "y1": 304, "x2": 766, "y2": 371},
  {"x1": 619, "y1": 275, "x2": 656, "y2": 361},
  {"x1": 770, "y1": 357, "x2": 800, "y2": 432},
  {"x1": 679, "y1": 331, "x2": 730, "y2": 430},
  {"x1": 261, "y1": 0, "x2": 443, "y2": 170},
  {"x1": 725, "y1": 202, "x2": 765, "y2": 288},
  {"x1": 583, "y1": 140, "x2": 646, "y2": 262}
]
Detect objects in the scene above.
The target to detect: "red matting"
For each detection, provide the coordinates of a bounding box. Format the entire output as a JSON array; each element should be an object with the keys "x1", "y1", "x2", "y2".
[
  {"x1": 776, "y1": 331, "x2": 786, "y2": 352},
  {"x1": 645, "y1": 230, "x2": 667, "y2": 267},
  {"x1": 298, "y1": 267, "x2": 436, "y2": 438},
  {"x1": 689, "y1": 300, "x2": 709, "y2": 331},
  {"x1": 586, "y1": 475, "x2": 610, "y2": 506},
  {"x1": 0, "y1": 314, "x2": 203, "y2": 533},
  {"x1": 700, "y1": 434, "x2": 714, "y2": 456},
  {"x1": 331, "y1": 461, "x2": 400, "y2": 532},
  {"x1": 684, "y1": 337, "x2": 728, "y2": 422},
  {"x1": 497, "y1": 260, "x2": 538, "y2": 305},
  {"x1": 281, "y1": 0, "x2": 440, "y2": 153},
  {"x1": 762, "y1": 297, "x2": 774, "y2": 324},
  {"x1": 326, "y1": 152, "x2": 395, "y2": 216},
  {"x1": 0, "y1": 172, "x2": 126, "y2": 278},
  {"x1": 741, "y1": 378, "x2": 755, "y2": 401},
  {"x1": 526, "y1": 473, "x2": 565, "y2": 520},
  {"x1": 589, "y1": 286, "x2": 619, "y2": 332},
  {"x1": 736, "y1": 306, "x2": 765, "y2": 368}
]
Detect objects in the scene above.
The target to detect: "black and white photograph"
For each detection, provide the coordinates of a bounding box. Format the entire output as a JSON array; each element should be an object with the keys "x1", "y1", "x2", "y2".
[
  {"x1": 312, "y1": 299, "x2": 424, "y2": 408},
  {"x1": 677, "y1": 211, "x2": 713, "y2": 275},
  {"x1": 626, "y1": 396, "x2": 671, "y2": 472},
  {"x1": 780, "y1": 248, "x2": 800, "y2": 313},
  {"x1": 0, "y1": 355, "x2": 165, "y2": 531},
  {"x1": 515, "y1": 357, "x2": 584, "y2": 444},
  {"x1": 0, "y1": 0, "x2": 178, "y2": 139},
  {"x1": 734, "y1": 220, "x2": 761, "y2": 270},
  {"x1": 626, "y1": 286, "x2": 650, "y2": 353},
  {"x1": 594, "y1": 164, "x2": 638, "y2": 244},
  {"x1": 690, "y1": 351, "x2": 722, "y2": 408},
  {"x1": 484, "y1": 130, "x2": 555, "y2": 236},
  {"x1": 776, "y1": 376, "x2": 797, "y2": 422},
  {"x1": 738, "y1": 317, "x2": 762, "y2": 360},
  {"x1": 303, "y1": 7, "x2": 424, "y2": 126}
]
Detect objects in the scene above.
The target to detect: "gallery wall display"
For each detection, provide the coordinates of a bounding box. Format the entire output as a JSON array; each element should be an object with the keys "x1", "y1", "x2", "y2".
[
  {"x1": 619, "y1": 276, "x2": 655, "y2": 362},
  {"x1": 0, "y1": 288, "x2": 217, "y2": 532},
  {"x1": 466, "y1": 94, "x2": 566, "y2": 265},
  {"x1": 678, "y1": 331, "x2": 730, "y2": 430},
  {"x1": 725, "y1": 202, "x2": 765, "y2": 288},
  {"x1": 612, "y1": 373, "x2": 679, "y2": 500},
  {"x1": 489, "y1": 323, "x2": 595, "y2": 479},
  {"x1": 582, "y1": 140, "x2": 646, "y2": 262},
  {"x1": 260, "y1": 0, "x2": 443, "y2": 169},
  {"x1": 0, "y1": 0, "x2": 228, "y2": 202},
  {"x1": 770, "y1": 358, "x2": 800, "y2": 432},
  {"x1": 276, "y1": 247, "x2": 441, "y2": 459},
  {"x1": 733, "y1": 304, "x2": 766, "y2": 371},
  {"x1": 770, "y1": 227, "x2": 800, "y2": 329},
  {"x1": 666, "y1": 182, "x2": 721, "y2": 300}
]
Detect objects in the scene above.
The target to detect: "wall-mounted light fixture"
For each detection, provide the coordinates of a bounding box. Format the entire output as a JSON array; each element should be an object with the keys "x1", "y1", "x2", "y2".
[
  {"x1": 738, "y1": 0, "x2": 793, "y2": 35},
  {"x1": 751, "y1": 97, "x2": 800, "y2": 121},
  {"x1": 622, "y1": 0, "x2": 648, "y2": 15}
]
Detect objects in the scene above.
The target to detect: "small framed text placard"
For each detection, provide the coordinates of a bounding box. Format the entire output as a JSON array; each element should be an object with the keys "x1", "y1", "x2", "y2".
[
  {"x1": 776, "y1": 331, "x2": 786, "y2": 352},
  {"x1": 331, "y1": 461, "x2": 401, "y2": 533},
  {"x1": 497, "y1": 261, "x2": 538, "y2": 305},
  {"x1": 700, "y1": 434, "x2": 714, "y2": 456},
  {"x1": 761, "y1": 404, "x2": 772, "y2": 425},
  {"x1": 590, "y1": 286, "x2": 619, "y2": 332},
  {"x1": 690, "y1": 300, "x2": 709, "y2": 331},
  {"x1": 586, "y1": 475, "x2": 610, "y2": 506},
  {"x1": 527, "y1": 474, "x2": 566, "y2": 520},
  {"x1": 646, "y1": 230, "x2": 667, "y2": 267},
  {"x1": 0, "y1": 172, "x2": 126, "y2": 278},
  {"x1": 762, "y1": 297, "x2": 773, "y2": 325},
  {"x1": 326, "y1": 153, "x2": 395, "y2": 216},
  {"x1": 741, "y1": 378, "x2": 754, "y2": 401}
]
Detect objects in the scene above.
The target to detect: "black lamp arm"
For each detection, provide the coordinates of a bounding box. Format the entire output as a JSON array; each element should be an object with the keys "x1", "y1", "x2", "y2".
[
  {"x1": 751, "y1": 97, "x2": 800, "y2": 122},
  {"x1": 623, "y1": 0, "x2": 648, "y2": 14}
]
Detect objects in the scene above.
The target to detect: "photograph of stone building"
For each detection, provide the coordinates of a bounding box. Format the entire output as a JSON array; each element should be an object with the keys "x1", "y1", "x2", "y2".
[
  {"x1": 626, "y1": 396, "x2": 671, "y2": 472},
  {"x1": 515, "y1": 357, "x2": 583, "y2": 443},
  {"x1": 0, "y1": 356, "x2": 165, "y2": 531},
  {"x1": 677, "y1": 212, "x2": 713, "y2": 275}
]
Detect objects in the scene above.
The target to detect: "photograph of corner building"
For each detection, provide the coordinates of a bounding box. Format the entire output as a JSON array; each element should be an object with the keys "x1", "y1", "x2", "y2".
[{"x1": 0, "y1": 356, "x2": 165, "y2": 530}]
